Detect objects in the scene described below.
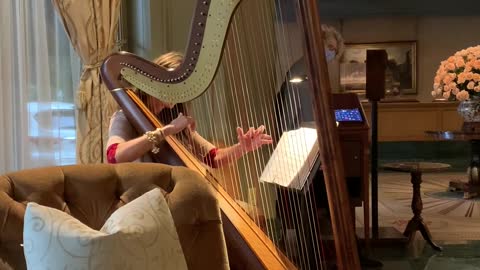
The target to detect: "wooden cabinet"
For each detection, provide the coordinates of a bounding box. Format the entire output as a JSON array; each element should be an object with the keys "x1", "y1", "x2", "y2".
[
  {"x1": 340, "y1": 140, "x2": 363, "y2": 178},
  {"x1": 362, "y1": 101, "x2": 463, "y2": 141}
]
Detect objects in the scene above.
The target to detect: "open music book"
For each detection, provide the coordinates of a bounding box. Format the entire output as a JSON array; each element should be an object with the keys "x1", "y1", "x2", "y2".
[{"x1": 260, "y1": 127, "x2": 319, "y2": 190}]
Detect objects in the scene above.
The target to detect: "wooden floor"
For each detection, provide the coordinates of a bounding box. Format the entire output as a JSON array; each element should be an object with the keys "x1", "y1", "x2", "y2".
[{"x1": 355, "y1": 172, "x2": 480, "y2": 243}]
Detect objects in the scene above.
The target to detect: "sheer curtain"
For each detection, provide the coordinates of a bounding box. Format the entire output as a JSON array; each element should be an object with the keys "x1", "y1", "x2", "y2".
[{"x1": 0, "y1": 1, "x2": 80, "y2": 173}]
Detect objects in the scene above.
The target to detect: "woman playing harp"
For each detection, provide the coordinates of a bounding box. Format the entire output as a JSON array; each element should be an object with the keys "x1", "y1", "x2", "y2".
[
  {"x1": 106, "y1": 52, "x2": 273, "y2": 167},
  {"x1": 100, "y1": 0, "x2": 365, "y2": 268}
]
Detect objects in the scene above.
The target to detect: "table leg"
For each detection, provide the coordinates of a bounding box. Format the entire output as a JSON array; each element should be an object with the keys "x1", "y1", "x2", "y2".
[
  {"x1": 464, "y1": 140, "x2": 480, "y2": 198},
  {"x1": 403, "y1": 171, "x2": 442, "y2": 251}
]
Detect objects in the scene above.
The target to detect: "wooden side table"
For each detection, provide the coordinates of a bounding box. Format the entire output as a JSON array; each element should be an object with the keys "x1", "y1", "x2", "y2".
[
  {"x1": 383, "y1": 162, "x2": 451, "y2": 251},
  {"x1": 426, "y1": 130, "x2": 480, "y2": 198}
]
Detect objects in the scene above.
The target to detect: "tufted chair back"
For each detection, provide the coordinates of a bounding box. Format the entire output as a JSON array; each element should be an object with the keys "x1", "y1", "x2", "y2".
[{"x1": 0, "y1": 163, "x2": 229, "y2": 270}]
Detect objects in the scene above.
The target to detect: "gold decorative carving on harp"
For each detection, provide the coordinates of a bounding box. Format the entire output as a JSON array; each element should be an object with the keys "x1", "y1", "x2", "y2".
[{"x1": 101, "y1": 0, "x2": 361, "y2": 269}]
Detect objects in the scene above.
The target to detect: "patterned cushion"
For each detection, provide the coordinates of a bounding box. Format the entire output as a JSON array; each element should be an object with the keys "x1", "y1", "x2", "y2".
[{"x1": 23, "y1": 188, "x2": 187, "y2": 270}]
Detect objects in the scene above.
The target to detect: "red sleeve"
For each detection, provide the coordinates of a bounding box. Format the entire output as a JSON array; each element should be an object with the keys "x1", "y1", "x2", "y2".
[
  {"x1": 203, "y1": 148, "x2": 219, "y2": 168},
  {"x1": 106, "y1": 143, "x2": 119, "y2": 164}
]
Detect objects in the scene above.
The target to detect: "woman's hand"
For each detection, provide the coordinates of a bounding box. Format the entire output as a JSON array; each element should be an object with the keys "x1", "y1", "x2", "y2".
[
  {"x1": 237, "y1": 125, "x2": 273, "y2": 153},
  {"x1": 164, "y1": 113, "x2": 195, "y2": 136}
]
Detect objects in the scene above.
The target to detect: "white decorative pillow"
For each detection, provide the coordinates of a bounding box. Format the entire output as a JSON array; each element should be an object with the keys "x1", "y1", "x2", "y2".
[{"x1": 23, "y1": 188, "x2": 187, "y2": 270}]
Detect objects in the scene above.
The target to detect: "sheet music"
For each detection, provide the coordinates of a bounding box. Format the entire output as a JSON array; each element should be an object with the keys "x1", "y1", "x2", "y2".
[{"x1": 260, "y1": 127, "x2": 319, "y2": 190}]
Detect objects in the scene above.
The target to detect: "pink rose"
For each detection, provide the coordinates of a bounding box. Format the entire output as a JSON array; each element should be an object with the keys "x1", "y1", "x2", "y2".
[
  {"x1": 443, "y1": 91, "x2": 451, "y2": 99},
  {"x1": 465, "y1": 64, "x2": 473, "y2": 73},
  {"x1": 474, "y1": 60, "x2": 480, "y2": 69},
  {"x1": 446, "y1": 63, "x2": 456, "y2": 70},
  {"x1": 443, "y1": 75, "x2": 453, "y2": 84},
  {"x1": 467, "y1": 81, "x2": 475, "y2": 90},
  {"x1": 456, "y1": 90, "x2": 470, "y2": 101},
  {"x1": 456, "y1": 58, "x2": 466, "y2": 68},
  {"x1": 433, "y1": 46, "x2": 480, "y2": 99},
  {"x1": 466, "y1": 72, "x2": 474, "y2": 81},
  {"x1": 456, "y1": 49, "x2": 468, "y2": 57}
]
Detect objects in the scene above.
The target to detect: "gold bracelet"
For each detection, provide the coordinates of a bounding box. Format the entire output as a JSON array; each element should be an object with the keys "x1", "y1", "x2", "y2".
[
  {"x1": 145, "y1": 128, "x2": 164, "y2": 154},
  {"x1": 155, "y1": 128, "x2": 165, "y2": 142}
]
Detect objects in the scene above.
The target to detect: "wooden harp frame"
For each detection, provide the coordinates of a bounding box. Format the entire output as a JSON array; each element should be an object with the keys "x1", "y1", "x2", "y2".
[{"x1": 101, "y1": 0, "x2": 361, "y2": 269}]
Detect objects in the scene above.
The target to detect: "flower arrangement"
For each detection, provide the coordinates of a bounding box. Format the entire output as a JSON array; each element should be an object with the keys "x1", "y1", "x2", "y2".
[{"x1": 432, "y1": 45, "x2": 480, "y2": 101}]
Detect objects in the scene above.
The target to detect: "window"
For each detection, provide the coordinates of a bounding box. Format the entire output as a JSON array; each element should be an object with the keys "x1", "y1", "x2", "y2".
[{"x1": 1, "y1": 1, "x2": 80, "y2": 172}]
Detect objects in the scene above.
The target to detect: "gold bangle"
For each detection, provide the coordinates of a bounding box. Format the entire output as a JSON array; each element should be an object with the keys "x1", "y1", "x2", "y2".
[
  {"x1": 145, "y1": 128, "x2": 163, "y2": 154},
  {"x1": 155, "y1": 128, "x2": 165, "y2": 142}
]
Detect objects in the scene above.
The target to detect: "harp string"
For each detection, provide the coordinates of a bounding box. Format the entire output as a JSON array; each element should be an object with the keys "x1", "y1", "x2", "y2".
[
  {"x1": 137, "y1": 0, "x2": 333, "y2": 267},
  {"x1": 245, "y1": 0, "x2": 290, "y2": 248},
  {"x1": 242, "y1": 2, "x2": 279, "y2": 244},
  {"x1": 288, "y1": 80, "x2": 316, "y2": 268},
  {"x1": 222, "y1": 39, "x2": 257, "y2": 223},
  {"x1": 207, "y1": 80, "x2": 241, "y2": 199},
  {"x1": 249, "y1": 0, "x2": 283, "y2": 240},
  {"x1": 274, "y1": 0, "x2": 326, "y2": 268},
  {"x1": 232, "y1": 0, "x2": 298, "y2": 264},
  {"x1": 230, "y1": 20, "x2": 264, "y2": 228},
  {"x1": 231, "y1": 13, "x2": 272, "y2": 234},
  {"x1": 242, "y1": 1, "x2": 318, "y2": 267},
  {"x1": 232, "y1": 9, "x2": 276, "y2": 239},
  {"x1": 270, "y1": 0, "x2": 310, "y2": 266},
  {"x1": 211, "y1": 77, "x2": 241, "y2": 201},
  {"x1": 256, "y1": 1, "x2": 298, "y2": 259},
  {"x1": 215, "y1": 64, "x2": 245, "y2": 204},
  {"x1": 224, "y1": 41, "x2": 251, "y2": 213}
]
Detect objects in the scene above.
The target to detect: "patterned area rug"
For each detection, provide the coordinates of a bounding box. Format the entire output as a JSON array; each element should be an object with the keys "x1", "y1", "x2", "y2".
[
  {"x1": 355, "y1": 172, "x2": 480, "y2": 242},
  {"x1": 425, "y1": 257, "x2": 480, "y2": 270}
]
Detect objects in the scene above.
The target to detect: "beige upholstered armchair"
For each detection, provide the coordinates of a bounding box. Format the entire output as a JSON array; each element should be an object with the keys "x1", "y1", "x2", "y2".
[{"x1": 0, "y1": 163, "x2": 229, "y2": 270}]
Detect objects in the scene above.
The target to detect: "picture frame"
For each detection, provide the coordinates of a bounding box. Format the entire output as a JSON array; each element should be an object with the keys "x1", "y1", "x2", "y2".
[{"x1": 339, "y1": 41, "x2": 417, "y2": 95}]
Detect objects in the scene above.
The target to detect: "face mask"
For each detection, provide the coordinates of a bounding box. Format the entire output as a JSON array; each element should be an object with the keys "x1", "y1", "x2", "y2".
[{"x1": 325, "y1": 49, "x2": 336, "y2": 62}]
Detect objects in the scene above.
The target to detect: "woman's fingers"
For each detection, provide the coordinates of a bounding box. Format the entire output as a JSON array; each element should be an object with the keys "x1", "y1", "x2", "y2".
[
  {"x1": 237, "y1": 127, "x2": 245, "y2": 138},
  {"x1": 248, "y1": 127, "x2": 255, "y2": 137},
  {"x1": 261, "y1": 134, "x2": 272, "y2": 140},
  {"x1": 187, "y1": 117, "x2": 196, "y2": 131},
  {"x1": 237, "y1": 126, "x2": 273, "y2": 146},
  {"x1": 255, "y1": 125, "x2": 265, "y2": 135},
  {"x1": 261, "y1": 139, "x2": 273, "y2": 144}
]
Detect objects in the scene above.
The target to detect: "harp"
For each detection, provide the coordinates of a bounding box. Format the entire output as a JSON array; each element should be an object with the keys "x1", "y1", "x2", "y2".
[{"x1": 101, "y1": 0, "x2": 361, "y2": 269}]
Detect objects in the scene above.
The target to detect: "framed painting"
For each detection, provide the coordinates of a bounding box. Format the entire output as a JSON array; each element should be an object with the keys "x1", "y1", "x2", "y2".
[{"x1": 340, "y1": 41, "x2": 417, "y2": 95}]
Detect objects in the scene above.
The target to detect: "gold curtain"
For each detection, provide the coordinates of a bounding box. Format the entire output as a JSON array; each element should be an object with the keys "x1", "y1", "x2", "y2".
[{"x1": 52, "y1": 0, "x2": 121, "y2": 164}]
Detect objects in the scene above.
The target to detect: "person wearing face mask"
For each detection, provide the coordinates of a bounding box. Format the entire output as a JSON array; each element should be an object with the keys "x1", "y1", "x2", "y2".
[
  {"x1": 322, "y1": 24, "x2": 345, "y2": 62},
  {"x1": 324, "y1": 47, "x2": 337, "y2": 62},
  {"x1": 106, "y1": 52, "x2": 273, "y2": 166}
]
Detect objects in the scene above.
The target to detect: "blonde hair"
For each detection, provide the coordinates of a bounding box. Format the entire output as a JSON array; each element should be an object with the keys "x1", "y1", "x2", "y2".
[
  {"x1": 321, "y1": 24, "x2": 345, "y2": 60},
  {"x1": 136, "y1": 52, "x2": 184, "y2": 101},
  {"x1": 153, "y1": 51, "x2": 184, "y2": 69}
]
